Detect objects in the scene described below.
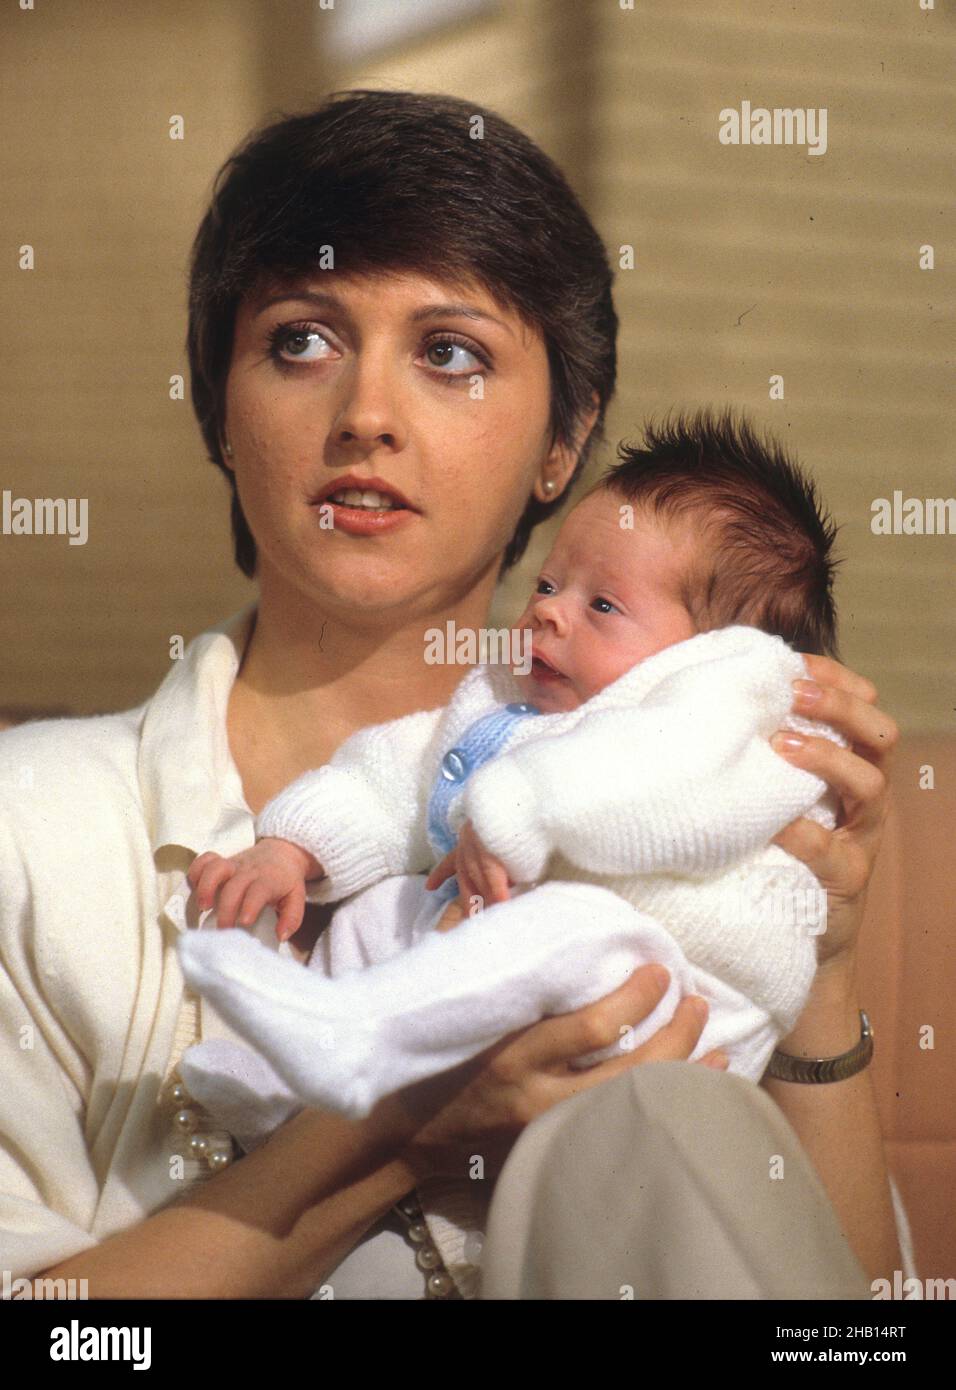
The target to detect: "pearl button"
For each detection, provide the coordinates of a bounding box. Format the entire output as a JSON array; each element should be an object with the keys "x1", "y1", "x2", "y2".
[
  {"x1": 171, "y1": 1082, "x2": 189, "y2": 1105},
  {"x1": 407, "y1": 1222, "x2": 428, "y2": 1245},
  {"x1": 173, "y1": 1108, "x2": 199, "y2": 1134},
  {"x1": 190, "y1": 1135, "x2": 210, "y2": 1157},
  {"x1": 427, "y1": 1272, "x2": 454, "y2": 1298},
  {"x1": 506, "y1": 702, "x2": 536, "y2": 714},
  {"x1": 441, "y1": 749, "x2": 469, "y2": 782},
  {"x1": 207, "y1": 1150, "x2": 232, "y2": 1172}
]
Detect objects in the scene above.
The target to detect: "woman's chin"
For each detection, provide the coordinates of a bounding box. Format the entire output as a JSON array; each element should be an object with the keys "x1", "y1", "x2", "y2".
[{"x1": 267, "y1": 544, "x2": 431, "y2": 615}]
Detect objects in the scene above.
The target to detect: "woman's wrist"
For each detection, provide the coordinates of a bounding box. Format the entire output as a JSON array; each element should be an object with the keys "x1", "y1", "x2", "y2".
[
  {"x1": 257, "y1": 1108, "x2": 421, "y2": 1294},
  {"x1": 775, "y1": 951, "x2": 861, "y2": 1059}
]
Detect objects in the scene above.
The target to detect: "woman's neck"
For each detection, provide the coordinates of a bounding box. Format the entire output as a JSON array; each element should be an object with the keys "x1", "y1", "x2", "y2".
[{"x1": 227, "y1": 578, "x2": 500, "y2": 813}]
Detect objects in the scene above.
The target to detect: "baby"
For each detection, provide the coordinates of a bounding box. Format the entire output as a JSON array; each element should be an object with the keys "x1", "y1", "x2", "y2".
[{"x1": 176, "y1": 411, "x2": 842, "y2": 1124}]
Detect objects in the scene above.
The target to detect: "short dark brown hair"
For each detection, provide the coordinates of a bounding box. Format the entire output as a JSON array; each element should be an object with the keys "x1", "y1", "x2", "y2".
[
  {"x1": 597, "y1": 409, "x2": 840, "y2": 657},
  {"x1": 186, "y1": 89, "x2": 618, "y2": 577}
]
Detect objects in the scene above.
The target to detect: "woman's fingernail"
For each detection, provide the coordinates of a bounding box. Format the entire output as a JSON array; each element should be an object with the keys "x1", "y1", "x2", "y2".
[
  {"x1": 771, "y1": 731, "x2": 806, "y2": 754},
  {"x1": 648, "y1": 964, "x2": 670, "y2": 990},
  {"x1": 793, "y1": 678, "x2": 822, "y2": 704},
  {"x1": 689, "y1": 996, "x2": 709, "y2": 1023}
]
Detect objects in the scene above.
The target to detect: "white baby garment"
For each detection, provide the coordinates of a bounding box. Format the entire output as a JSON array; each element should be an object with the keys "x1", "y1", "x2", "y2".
[{"x1": 177, "y1": 625, "x2": 838, "y2": 1120}]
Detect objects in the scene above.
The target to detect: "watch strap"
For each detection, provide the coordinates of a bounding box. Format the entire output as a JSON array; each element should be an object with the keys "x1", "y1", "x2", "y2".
[{"x1": 766, "y1": 1009, "x2": 873, "y2": 1083}]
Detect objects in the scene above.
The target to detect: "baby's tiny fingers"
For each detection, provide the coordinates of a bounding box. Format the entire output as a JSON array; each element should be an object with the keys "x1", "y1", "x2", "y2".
[
  {"x1": 435, "y1": 896, "x2": 468, "y2": 932},
  {"x1": 469, "y1": 876, "x2": 491, "y2": 911},
  {"x1": 425, "y1": 849, "x2": 456, "y2": 890},
  {"x1": 215, "y1": 874, "x2": 255, "y2": 930},
  {"x1": 237, "y1": 880, "x2": 277, "y2": 928},
  {"x1": 187, "y1": 852, "x2": 224, "y2": 888},
  {"x1": 275, "y1": 886, "x2": 306, "y2": 942},
  {"x1": 457, "y1": 865, "x2": 478, "y2": 909},
  {"x1": 485, "y1": 861, "x2": 511, "y2": 904},
  {"x1": 194, "y1": 860, "x2": 236, "y2": 911}
]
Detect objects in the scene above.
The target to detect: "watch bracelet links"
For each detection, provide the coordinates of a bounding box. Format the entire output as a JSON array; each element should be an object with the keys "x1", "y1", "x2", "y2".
[{"x1": 765, "y1": 1009, "x2": 873, "y2": 1083}]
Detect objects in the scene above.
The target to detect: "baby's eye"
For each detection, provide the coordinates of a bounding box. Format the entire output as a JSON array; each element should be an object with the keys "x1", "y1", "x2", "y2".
[
  {"x1": 591, "y1": 596, "x2": 619, "y2": 614},
  {"x1": 535, "y1": 578, "x2": 556, "y2": 596}
]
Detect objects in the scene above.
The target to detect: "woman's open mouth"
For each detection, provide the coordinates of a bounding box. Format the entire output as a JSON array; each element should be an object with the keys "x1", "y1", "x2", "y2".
[
  {"x1": 327, "y1": 487, "x2": 405, "y2": 511},
  {"x1": 313, "y1": 477, "x2": 417, "y2": 535}
]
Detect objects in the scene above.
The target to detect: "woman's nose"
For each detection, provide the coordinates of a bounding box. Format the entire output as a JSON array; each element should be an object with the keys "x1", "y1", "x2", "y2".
[{"x1": 331, "y1": 356, "x2": 408, "y2": 454}]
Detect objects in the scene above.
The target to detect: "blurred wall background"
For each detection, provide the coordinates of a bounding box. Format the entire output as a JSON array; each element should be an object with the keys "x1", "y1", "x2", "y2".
[{"x1": 1, "y1": 0, "x2": 952, "y2": 730}]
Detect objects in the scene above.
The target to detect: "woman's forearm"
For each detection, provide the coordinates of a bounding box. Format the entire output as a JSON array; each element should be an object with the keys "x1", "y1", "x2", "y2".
[
  {"x1": 34, "y1": 1105, "x2": 418, "y2": 1299},
  {"x1": 761, "y1": 956, "x2": 902, "y2": 1286}
]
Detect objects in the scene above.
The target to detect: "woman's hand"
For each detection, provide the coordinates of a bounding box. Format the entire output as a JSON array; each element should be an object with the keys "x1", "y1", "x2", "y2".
[
  {"x1": 770, "y1": 658, "x2": 899, "y2": 971},
  {"x1": 377, "y1": 959, "x2": 728, "y2": 1184}
]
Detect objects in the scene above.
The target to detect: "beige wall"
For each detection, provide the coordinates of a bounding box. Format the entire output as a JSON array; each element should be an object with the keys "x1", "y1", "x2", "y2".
[
  {"x1": 1, "y1": 0, "x2": 952, "y2": 730},
  {"x1": 0, "y1": 0, "x2": 320, "y2": 714}
]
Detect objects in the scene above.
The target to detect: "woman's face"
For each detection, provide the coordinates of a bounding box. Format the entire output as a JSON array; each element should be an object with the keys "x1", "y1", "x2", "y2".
[{"x1": 223, "y1": 269, "x2": 576, "y2": 624}]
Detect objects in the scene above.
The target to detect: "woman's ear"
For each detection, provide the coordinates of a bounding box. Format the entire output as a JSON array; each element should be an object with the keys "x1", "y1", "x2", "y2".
[{"x1": 537, "y1": 394, "x2": 601, "y2": 502}]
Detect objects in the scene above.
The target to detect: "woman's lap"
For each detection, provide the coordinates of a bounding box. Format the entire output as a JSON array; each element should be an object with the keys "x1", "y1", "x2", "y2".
[{"x1": 479, "y1": 1061, "x2": 871, "y2": 1300}]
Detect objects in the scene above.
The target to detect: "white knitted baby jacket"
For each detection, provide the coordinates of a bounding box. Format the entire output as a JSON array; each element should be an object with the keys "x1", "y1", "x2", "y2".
[{"x1": 255, "y1": 625, "x2": 838, "y2": 1034}]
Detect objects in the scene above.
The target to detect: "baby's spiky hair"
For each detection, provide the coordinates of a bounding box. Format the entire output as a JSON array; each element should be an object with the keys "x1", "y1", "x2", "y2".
[{"x1": 596, "y1": 409, "x2": 840, "y2": 657}]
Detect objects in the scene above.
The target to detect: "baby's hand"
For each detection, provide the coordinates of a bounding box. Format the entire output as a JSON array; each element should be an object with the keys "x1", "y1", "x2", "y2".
[
  {"x1": 187, "y1": 839, "x2": 322, "y2": 942},
  {"x1": 424, "y1": 819, "x2": 512, "y2": 912}
]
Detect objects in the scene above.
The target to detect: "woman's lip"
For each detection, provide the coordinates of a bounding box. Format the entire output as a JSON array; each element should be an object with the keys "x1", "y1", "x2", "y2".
[
  {"x1": 313, "y1": 476, "x2": 416, "y2": 510},
  {"x1": 314, "y1": 501, "x2": 417, "y2": 536}
]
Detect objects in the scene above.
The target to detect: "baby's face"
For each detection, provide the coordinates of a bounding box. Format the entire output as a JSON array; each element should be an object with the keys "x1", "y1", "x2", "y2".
[{"x1": 513, "y1": 488, "x2": 698, "y2": 713}]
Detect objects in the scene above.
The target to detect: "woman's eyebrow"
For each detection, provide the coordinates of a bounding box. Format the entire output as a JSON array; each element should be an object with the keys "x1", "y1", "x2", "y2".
[
  {"x1": 251, "y1": 287, "x2": 344, "y2": 317},
  {"x1": 409, "y1": 303, "x2": 515, "y2": 337},
  {"x1": 250, "y1": 289, "x2": 514, "y2": 338}
]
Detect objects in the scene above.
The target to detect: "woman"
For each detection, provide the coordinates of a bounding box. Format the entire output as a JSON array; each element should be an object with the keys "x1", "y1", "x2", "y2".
[{"x1": 0, "y1": 90, "x2": 902, "y2": 1299}]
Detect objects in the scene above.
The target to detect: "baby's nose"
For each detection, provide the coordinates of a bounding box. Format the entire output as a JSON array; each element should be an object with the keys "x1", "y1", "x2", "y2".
[{"x1": 536, "y1": 595, "x2": 569, "y2": 629}]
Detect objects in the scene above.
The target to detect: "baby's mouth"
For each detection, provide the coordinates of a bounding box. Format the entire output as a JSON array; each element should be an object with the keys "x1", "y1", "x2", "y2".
[{"x1": 530, "y1": 653, "x2": 565, "y2": 681}]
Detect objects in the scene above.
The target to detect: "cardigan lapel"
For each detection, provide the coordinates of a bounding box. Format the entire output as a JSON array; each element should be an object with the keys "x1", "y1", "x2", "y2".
[
  {"x1": 135, "y1": 602, "x2": 291, "y2": 1047},
  {"x1": 137, "y1": 603, "x2": 257, "y2": 860}
]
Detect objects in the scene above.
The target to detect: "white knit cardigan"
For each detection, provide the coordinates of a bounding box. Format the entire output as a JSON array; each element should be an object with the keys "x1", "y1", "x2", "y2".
[{"x1": 0, "y1": 606, "x2": 469, "y2": 1291}]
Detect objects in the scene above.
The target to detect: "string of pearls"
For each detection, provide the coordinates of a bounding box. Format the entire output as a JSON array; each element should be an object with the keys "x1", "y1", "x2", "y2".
[
  {"x1": 392, "y1": 1192, "x2": 458, "y2": 1300},
  {"x1": 167, "y1": 1071, "x2": 237, "y2": 1173},
  {"x1": 165, "y1": 1072, "x2": 454, "y2": 1295}
]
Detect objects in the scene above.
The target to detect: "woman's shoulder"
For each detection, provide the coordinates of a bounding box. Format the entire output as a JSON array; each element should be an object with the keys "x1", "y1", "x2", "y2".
[
  {"x1": 0, "y1": 708, "x2": 147, "y2": 872},
  {"x1": 0, "y1": 705, "x2": 145, "y2": 789}
]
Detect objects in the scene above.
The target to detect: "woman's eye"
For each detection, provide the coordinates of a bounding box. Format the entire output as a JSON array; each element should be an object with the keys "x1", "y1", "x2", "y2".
[
  {"x1": 267, "y1": 323, "x2": 335, "y2": 365},
  {"x1": 422, "y1": 336, "x2": 488, "y2": 376},
  {"x1": 591, "y1": 596, "x2": 619, "y2": 614}
]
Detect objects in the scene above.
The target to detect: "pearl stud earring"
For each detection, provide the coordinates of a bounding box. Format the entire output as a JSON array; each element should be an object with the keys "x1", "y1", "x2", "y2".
[
  {"x1": 223, "y1": 442, "x2": 233, "y2": 458},
  {"x1": 543, "y1": 479, "x2": 556, "y2": 496}
]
